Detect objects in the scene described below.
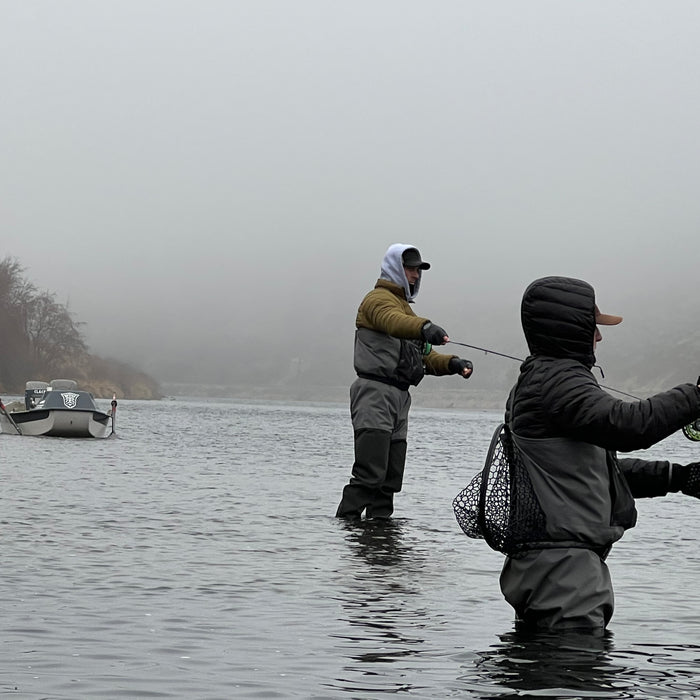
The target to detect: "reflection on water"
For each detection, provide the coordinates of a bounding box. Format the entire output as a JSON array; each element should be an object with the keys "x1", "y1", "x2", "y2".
[
  {"x1": 333, "y1": 519, "x2": 430, "y2": 693},
  {"x1": 342, "y1": 517, "x2": 410, "y2": 568},
  {"x1": 2, "y1": 399, "x2": 700, "y2": 698},
  {"x1": 471, "y1": 629, "x2": 623, "y2": 698},
  {"x1": 465, "y1": 631, "x2": 700, "y2": 699}
]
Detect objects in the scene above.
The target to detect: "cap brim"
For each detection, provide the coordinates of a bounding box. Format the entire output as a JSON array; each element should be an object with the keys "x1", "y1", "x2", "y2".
[
  {"x1": 595, "y1": 305, "x2": 622, "y2": 325},
  {"x1": 418, "y1": 262, "x2": 430, "y2": 270}
]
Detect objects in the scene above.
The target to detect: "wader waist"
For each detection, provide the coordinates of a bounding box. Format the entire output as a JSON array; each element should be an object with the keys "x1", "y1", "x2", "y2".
[
  {"x1": 515, "y1": 540, "x2": 612, "y2": 561},
  {"x1": 356, "y1": 373, "x2": 410, "y2": 391}
]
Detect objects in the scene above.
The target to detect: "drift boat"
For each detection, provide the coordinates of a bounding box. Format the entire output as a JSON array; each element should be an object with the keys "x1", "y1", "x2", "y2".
[{"x1": 0, "y1": 380, "x2": 113, "y2": 438}]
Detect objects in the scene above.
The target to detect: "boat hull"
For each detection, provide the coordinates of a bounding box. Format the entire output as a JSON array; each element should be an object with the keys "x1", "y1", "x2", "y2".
[{"x1": 9, "y1": 409, "x2": 111, "y2": 438}]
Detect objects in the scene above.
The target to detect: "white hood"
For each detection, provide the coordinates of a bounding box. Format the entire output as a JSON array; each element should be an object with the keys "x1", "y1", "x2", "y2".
[{"x1": 379, "y1": 243, "x2": 423, "y2": 303}]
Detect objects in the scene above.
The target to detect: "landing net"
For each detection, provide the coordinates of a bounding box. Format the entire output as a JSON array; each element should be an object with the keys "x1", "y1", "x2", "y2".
[{"x1": 453, "y1": 423, "x2": 547, "y2": 556}]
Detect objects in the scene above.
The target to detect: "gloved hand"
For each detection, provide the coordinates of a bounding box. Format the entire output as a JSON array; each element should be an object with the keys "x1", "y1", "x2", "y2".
[
  {"x1": 671, "y1": 462, "x2": 700, "y2": 498},
  {"x1": 449, "y1": 357, "x2": 473, "y2": 378},
  {"x1": 421, "y1": 321, "x2": 449, "y2": 345}
]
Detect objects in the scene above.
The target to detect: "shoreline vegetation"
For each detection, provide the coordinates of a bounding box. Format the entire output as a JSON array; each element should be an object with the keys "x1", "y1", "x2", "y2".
[{"x1": 0, "y1": 257, "x2": 162, "y2": 400}]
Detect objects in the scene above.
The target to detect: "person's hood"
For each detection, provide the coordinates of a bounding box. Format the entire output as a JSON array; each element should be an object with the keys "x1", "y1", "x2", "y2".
[
  {"x1": 379, "y1": 243, "x2": 424, "y2": 302},
  {"x1": 521, "y1": 276, "x2": 600, "y2": 367}
]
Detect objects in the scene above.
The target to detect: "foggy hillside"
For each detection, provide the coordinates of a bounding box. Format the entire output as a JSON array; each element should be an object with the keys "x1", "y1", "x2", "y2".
[{"x1": 115, "y1": 283, "x2": 700, "y2": 409}]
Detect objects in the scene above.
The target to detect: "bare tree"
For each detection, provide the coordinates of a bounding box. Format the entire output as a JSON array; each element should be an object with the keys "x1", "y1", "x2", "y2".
[
  {"x1": 0, "y1": 255, "x2": 159, "y2": 398},
  {"x1": 0, "y1": 257, "x2": 35, "y2": 388},
  {"x1": 26, "y1": 292, "x2": 88, "y2": 375}
]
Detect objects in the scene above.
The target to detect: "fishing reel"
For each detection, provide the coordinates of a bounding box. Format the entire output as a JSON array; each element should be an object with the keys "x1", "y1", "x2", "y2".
[{"x1": 683, "y1": 420, "x2": 700, "y2": 441}]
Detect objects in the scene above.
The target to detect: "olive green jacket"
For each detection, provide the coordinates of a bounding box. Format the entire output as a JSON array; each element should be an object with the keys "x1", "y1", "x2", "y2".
[{"x1": 354, "y1": 279, "x2": 456, "y2": 385}]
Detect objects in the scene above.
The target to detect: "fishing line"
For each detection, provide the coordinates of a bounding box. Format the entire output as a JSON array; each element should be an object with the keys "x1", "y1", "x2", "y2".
[
  {"x1": 448, "y1": 339, "x2": 700, "y2": 439},
  {"x1": 447, "y1": 340, "x2": 642, "y2": 400}
]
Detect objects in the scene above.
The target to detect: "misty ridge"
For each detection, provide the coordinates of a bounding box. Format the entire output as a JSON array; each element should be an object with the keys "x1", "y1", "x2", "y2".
[
  {"x1": 78, "y1": 257, "x2": 700, "y2": 410},
  {"x1": 0, "y1": 257, "x2": 160, "y2": 400},
  {"x1": 3, "y1": 251, "x2": 698, "y2": 409},
  {"x1": 243, "y1": 301, "x2": 700, "y2": 410}
]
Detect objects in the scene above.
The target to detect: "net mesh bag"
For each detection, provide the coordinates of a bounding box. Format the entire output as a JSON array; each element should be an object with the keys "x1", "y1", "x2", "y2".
[
  {"x1": 684, "y1": 464, "x2": 700, "y2": 496},
  {"x1": 453, "y1": 423, "x2": 547, "y2": 556}
]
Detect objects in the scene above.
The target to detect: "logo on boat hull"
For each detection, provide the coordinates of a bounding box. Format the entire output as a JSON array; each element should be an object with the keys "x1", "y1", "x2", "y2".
[{"x1": 61, "y1": 392, "x2": 80, "y2": 409}]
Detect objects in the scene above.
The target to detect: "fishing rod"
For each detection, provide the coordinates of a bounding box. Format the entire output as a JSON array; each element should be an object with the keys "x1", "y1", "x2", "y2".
[
  {"x1": 447, "y1": 339, "x2": 700, "y2": 440},
  {"x1": 447, "y1": 340, "x2": 524, "y2": 363}
]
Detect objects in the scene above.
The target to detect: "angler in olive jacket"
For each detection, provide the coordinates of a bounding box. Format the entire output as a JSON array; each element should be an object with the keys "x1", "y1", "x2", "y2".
[
  {"x1": 353, "y1": 280, "x2": 455, "y2": 388},
  {"x1": 501, "y1": 276, "x2": 700, "y2": 631},
  {"x1": 336, "y1": 243, "x2": 473, "y2": 520}
]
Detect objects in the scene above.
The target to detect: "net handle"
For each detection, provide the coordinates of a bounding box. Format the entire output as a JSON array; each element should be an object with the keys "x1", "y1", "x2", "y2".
[{"x1": 477, "y1": 422, "x2": 506, "y2": 550}]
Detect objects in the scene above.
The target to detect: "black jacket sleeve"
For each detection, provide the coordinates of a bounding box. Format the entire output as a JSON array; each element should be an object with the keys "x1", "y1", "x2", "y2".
[
  {"x1": 618, "y1": 456, "x2": 672, "y2": 498},
  {"x1": 543, "y1": 362, "x2": 700, "y2": 452}
]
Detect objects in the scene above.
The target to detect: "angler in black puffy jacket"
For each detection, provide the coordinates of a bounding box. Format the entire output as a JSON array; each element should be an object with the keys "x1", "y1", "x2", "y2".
[{"x1": 502, "y1": 276, "x2": 700, "y2": 631}]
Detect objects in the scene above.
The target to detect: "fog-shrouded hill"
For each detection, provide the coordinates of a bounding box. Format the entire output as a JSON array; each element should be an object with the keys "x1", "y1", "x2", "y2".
[
  {"x1": 0, "y1": 257, "x2": 162, "y2": 400},
  {"x1": 145, "y1": 288, "x2": 700, "y2": 410}
]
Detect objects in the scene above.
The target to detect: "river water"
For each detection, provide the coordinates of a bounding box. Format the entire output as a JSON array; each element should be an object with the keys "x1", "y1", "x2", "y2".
[{"x1": 2, "y1": 396, "x2": 700, "y2": 699}]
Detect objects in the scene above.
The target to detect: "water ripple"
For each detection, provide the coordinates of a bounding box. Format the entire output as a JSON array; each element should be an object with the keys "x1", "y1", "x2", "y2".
[{"x1": 2, "y1": 399, "x2": 700, "y2": 697}]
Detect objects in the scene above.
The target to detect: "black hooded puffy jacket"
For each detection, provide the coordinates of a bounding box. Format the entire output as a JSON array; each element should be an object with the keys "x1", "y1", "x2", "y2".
[{"x1": 507, "y1": 276, "x2": 700, "y2": 497}]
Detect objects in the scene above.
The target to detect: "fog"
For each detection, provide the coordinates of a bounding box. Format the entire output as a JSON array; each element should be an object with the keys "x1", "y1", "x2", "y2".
[{"x1": 3, "y1": 2, "x2": 700, "y2": 399}]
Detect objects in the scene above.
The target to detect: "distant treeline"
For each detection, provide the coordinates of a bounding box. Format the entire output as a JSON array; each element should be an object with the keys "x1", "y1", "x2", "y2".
[{"x1": 0, "y1": 257, "x2": 161, "y2": 399}]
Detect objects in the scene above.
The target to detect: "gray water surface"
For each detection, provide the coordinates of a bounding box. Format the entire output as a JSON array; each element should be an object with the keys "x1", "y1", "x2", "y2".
[{"x1": 2, "y1": 398, "x2": 700, "y2": 698}]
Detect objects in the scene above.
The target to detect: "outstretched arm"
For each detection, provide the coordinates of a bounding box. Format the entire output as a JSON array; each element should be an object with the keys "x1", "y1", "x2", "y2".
[{"x1": 620, "y1": 456, "x2": 700, "y2": 500}]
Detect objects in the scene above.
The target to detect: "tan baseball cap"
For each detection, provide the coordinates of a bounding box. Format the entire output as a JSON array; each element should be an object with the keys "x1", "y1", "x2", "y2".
[{"x1": 595, "y1": 304, "x2": 622, "y2": 325}]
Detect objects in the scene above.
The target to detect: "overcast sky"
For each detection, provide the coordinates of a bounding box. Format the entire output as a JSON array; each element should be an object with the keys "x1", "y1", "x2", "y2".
[{"x1": 3, "y1": 1, "x2": 700, "y2": 385}]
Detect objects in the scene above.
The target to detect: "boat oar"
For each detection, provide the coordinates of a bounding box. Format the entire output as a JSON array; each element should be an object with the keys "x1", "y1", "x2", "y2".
[
  {"x1": 0, "y1": 398, "x2": 22, "y2": 435},
  {"x1": 110, "y1": 394, "x2": 117, "y2": 435}
]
